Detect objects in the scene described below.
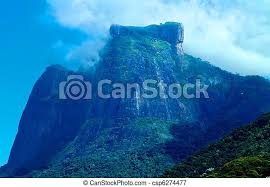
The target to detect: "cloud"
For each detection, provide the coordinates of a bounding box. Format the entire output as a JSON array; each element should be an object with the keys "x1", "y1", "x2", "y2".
[
  {"x1": 66, "y1": 39, "x2": 105, "y2": 66},
  {"x1": 46, "y1": 0, "x2": 270, "y2": 76}
]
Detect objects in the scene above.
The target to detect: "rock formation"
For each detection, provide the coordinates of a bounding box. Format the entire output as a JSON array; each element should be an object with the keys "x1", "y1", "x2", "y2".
[
  {"x1": 110, "y1": 22, "x2": 184, "y2": 55},
  {"x1": 1, "y1": 22, "x2": 270, "y2": 178}
]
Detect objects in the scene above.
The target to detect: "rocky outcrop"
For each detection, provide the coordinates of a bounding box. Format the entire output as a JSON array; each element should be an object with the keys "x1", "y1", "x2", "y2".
[
  {"x1": 3, "y1": 65, "x2": 91, "y2": 176},
  {"x1": 110, "y1": 22, "x2": 184, "y2": 55},
  {"x1": 2, "y1": 22, "x2": 270, "y2": 178}
]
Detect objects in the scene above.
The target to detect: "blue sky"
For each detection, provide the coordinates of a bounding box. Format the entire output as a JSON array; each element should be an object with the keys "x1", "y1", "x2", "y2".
[
  {"x1": 0, "y1": 0, "x2": 85, "y2": 166},
  {"x1": 0, "y1": 0, "x2": 269, "y2": 166},
  {"x1": 47, "y1": 0, "x2": 270, "y2": 75}
]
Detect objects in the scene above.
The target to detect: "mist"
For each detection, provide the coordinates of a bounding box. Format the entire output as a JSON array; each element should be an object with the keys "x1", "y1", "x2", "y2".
[{"x1": 46, "y1": 0, "x2": 270, "y2": 76}]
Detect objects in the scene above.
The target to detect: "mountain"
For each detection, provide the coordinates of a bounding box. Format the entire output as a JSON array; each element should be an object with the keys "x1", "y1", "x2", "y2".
[
  {"x1": 1, "y1": 22, "x2": 270, "y2": 177},
  {"x1": 163, "y1": 113, "x2": 270, "y2": 178}
]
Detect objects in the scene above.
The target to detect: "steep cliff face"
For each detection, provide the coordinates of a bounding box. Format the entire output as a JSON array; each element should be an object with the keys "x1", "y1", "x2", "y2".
[
  {"x1": 3, "y1": 66, "x2": 91, "y2": 176},
  {"x1": 1, "y1": 22, "x2": 270, "y2": 177},
  {"x1": 92, "y1": 22, "x2": 194, "y2": 123},
  {"x1": 110, "y1": 22, "x2": 184, "y2": 55}
]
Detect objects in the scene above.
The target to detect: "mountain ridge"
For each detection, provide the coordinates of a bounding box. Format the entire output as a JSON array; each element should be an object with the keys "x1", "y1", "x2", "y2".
[
  {"x1": 163, "y1": 113, "x2": 270, "y2": 178},
  {"x1": 1, "y1": 22, "x2": 270, "y2": 177}
]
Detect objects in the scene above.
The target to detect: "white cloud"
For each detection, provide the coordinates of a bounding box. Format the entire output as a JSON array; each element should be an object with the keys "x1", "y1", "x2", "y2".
[
  {"x1": 46, "y1": 0, "x2": 270, "y2": 76},
  {"x1": 66, "y1": 39, "x2": 105, "y2": 65}
]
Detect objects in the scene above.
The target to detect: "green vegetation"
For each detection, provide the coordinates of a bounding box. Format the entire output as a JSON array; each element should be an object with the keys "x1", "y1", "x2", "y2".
[
  {"x1": 100, "y1": 33, "x2": 173, "y2": 82},
  {"x1": 30, "y1": 118, "x2": 176, "y2": 178},
  {"x1": 206, "y1": 155, "x2": 270, "y2": 178},
  {"x1": 163, "y1": 113, "x2": 270, "y2": 178},
  {"x1": 3, "y1": 23, "x2": 270, "y2": 178}
]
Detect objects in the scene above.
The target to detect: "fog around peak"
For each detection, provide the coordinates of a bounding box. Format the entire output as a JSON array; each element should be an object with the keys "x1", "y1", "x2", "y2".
[{"x1": 47, "y1": 0, "x2": 270, "y2": 76}]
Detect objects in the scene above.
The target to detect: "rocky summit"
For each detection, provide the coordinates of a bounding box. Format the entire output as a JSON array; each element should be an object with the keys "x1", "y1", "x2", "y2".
[
  {"x1": 1, "y1": 22, "x2": 270, "y2": 178},
  {"x1": 110, "y1": 22, "x2": 184, "y2": 55}
]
